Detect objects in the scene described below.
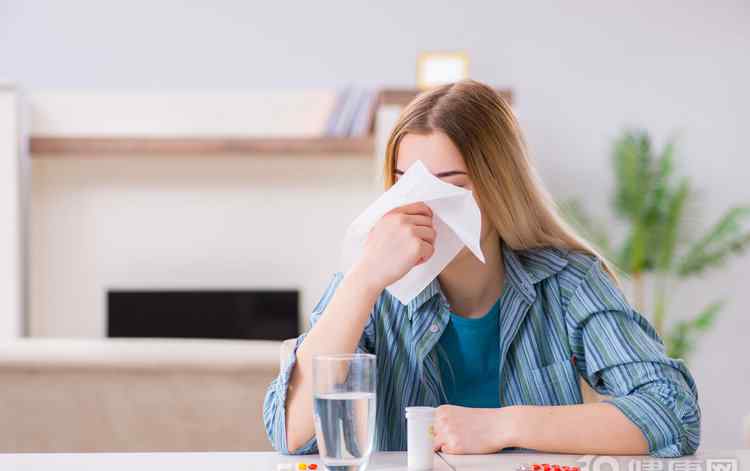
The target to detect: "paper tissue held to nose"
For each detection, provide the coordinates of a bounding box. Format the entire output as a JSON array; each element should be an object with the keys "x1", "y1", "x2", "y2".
[{"x1": 341, "y1": 160, "x2": 485, "y2": 305}]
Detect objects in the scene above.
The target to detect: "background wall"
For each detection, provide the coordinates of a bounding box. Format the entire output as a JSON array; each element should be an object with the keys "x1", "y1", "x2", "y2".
[
  {"x1": 3, "y1": 0, "x2": 749, "y2": 449},
  {"x1": 0, "y1": 88, "x2": 25, "y2": 339}
]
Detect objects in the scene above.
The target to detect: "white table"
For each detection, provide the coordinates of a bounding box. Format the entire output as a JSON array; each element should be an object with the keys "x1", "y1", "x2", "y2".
[{"x1": 0, "y1": 450, "x2": 746, "y2": 471}]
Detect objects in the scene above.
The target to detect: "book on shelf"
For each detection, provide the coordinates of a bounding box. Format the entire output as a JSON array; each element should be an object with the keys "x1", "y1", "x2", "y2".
[{"x1": 324, "y1": 87, "x2": 378, "y2": 138}]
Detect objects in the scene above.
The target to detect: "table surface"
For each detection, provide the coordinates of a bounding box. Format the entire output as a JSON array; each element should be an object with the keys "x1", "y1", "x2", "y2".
[{"x1": 0, "y1": 450, "x2": 747, "y2": 471}]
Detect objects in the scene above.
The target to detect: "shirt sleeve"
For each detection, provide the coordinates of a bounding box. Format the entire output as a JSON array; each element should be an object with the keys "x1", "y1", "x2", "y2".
[
  {"x1": 564, "y1": 259, "x2": 701, "y2": 457},
  {"x1": 263, "y1": 272, "x2": 376, "y2": 454}
]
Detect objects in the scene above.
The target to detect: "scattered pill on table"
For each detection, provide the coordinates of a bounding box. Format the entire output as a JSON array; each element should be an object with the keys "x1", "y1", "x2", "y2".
[{"x1": 519, "y1": 463, "x2": 580, "y2": 471}]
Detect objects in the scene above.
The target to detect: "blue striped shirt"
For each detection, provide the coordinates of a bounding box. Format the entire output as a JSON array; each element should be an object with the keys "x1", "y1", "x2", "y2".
[{"x1": 263, "y1": 246, "x2": 700, "y2": 457}]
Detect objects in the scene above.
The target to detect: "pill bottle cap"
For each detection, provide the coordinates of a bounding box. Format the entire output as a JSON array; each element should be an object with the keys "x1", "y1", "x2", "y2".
[{"x1": 405, "y1": 406, "x2": 436, "y2": 419}]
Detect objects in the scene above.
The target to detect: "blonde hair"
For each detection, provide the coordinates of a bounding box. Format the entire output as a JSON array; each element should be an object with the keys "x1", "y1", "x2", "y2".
[{"x1": 383, "y1": 80, "x2": 618, "y2": 281}]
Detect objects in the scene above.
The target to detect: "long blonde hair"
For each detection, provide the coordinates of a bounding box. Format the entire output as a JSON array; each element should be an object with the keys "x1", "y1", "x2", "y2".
[{"x1": 383, "y1": 80, "x2": 618, "y2": 281}]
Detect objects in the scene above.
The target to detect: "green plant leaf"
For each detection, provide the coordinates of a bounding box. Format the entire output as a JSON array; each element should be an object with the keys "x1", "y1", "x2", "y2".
[
  {"x1": 676, "y1": 207, "x2": 750, "y2": 276},
  {"x1": 692, "y1": 300, "x2": 723, "y2": 331},
  {"x1": 610, "y1": 131, "x2": 691, "y2": 275},
  {"x1": 613, "y1": 130, "x2": 654, "y2": 222},
  {"x1": 620, "y1": 222, "x2": 651, "y2": 273},
  {"x1": 656, "y1": 178, "x2": 690, "y2": 271},
  {"x1": 665, "y1": 301, "x2": 723, "y2": 359},
  {"x1": 666, "y1": 321, "x2": 692, "y2": 359}
]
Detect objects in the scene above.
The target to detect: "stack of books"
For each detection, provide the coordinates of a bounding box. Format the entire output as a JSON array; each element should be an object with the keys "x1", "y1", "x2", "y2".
[{"x1": 324, "y1": 87, "x2": 379, "y2": 138}]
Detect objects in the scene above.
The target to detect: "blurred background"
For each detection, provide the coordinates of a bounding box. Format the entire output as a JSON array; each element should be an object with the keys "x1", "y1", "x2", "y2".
[{"x1": 0, "y1": 0, "x2": 748, "y2": 453}]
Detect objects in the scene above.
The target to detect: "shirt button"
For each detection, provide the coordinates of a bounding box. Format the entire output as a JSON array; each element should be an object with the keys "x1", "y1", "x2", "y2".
[{"x1": 430, "y1": 323, "x2": 439, "y2": 333}]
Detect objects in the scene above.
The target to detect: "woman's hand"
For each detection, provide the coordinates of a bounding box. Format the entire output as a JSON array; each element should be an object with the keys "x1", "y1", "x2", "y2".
[
  {"x1": 354, "y1": 202, "x2": 436, "y2": 291},
  {"x1": 433, "y1": 405, "x2": 518, "y2": 454}
]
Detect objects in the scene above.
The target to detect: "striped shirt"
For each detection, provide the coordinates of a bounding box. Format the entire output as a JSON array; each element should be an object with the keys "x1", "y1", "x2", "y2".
[{"x1": 263, "y1": 246, "x2": 700, "y2": 457}]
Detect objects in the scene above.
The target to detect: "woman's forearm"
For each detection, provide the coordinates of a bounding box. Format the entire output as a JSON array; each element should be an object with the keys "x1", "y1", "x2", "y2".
[
  {"x1": 506, "y1": 403, "x2": 649, "y2": 455},
  {"x1": 284, "y1": 265, "x2": 382, "y2": 452}
]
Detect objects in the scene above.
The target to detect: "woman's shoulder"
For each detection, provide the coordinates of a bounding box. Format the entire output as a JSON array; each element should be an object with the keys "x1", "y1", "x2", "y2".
[
  {"x1": 527, "y1": 247, "x2": 630, "y2": 316},
  {"x1": 556, "y1": 247, "x2": 602, "y2": 282},
  {"x1": 519, "y1": 245, "x2": 601, "y2": 286}
]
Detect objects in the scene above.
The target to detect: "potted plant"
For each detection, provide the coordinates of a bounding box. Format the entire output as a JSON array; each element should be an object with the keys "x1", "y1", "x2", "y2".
[{"x1": 562, "y1": 129, "x2": 750, "y2": 359}]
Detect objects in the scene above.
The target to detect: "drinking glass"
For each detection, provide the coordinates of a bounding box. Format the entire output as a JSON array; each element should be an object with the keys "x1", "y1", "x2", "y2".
[{"x1": 313, "y1": 353, "x2": 377, "y2": 471}]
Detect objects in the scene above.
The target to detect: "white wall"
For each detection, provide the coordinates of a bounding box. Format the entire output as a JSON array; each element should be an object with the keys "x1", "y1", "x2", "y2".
[
  {"x1": 4, "y1": 0, "x2": 750, "y2": 449},
  {"x1": 0, "y1": 86, "x2": 26, "y2": 339}
]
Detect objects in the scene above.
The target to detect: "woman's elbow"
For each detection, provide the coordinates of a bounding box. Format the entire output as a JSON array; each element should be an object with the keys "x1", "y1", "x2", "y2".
[
  {"x1": 678, "y1": 403, "x2": 701, "y2": 455},
  {"x1": 263, "y1": 382, "x2": 291, "y2": 453},
  {"x1": 604, "y1": 383, "x2": 700, "y2": 457},
  {"x1": 283, "y1": 401, "x2": 318, "y2": 454},
  {"x1": 662, "y1": 381, "x2": 701, "y2": 456},
  {"x1": 286, "y1": 431, "x2": 308, "y2": 455},
  {"x1": 264, "y1": 391, "x2": 315, "y2": 454}
]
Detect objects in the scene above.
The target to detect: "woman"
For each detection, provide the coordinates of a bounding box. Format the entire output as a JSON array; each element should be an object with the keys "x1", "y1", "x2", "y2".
[{"x1": 264, "y1": 80, "x2": 700, "y2": 457}]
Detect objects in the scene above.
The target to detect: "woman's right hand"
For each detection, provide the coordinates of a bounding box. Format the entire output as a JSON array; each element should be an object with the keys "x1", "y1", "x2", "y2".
[{"x1": 354, "y1": 202, "x2": 437, "y2": 291}]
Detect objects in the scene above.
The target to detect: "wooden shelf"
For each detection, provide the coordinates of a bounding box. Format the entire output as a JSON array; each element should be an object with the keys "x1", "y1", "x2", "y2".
[
  {"x1": 29, "y1": 88, "x2": 512, "y2": 157},
  {"x1": 379, "y1": 88, "x2": 513, "y2": 107},
  {"x1": 30, "y1": 136, "x2": 374, "y2": 156}
]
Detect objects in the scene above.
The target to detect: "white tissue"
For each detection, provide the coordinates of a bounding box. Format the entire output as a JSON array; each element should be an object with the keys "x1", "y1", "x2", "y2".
[{"x1": 341, "y1": 160, "x2": 485, "y2": 305}]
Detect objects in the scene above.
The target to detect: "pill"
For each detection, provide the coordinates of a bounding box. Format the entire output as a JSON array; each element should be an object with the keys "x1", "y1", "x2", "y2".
[
  {"x1": 309, "y1": 465, "x2": 318, "y2": 470},
  {"x1": 296, "y1": 463, "x2": 307, "y2": 470}
]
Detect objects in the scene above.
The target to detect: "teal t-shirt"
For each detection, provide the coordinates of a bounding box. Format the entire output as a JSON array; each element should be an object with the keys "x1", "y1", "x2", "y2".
[{"x1": 436, "y1": 298, "x2": 501, "y2": 408}]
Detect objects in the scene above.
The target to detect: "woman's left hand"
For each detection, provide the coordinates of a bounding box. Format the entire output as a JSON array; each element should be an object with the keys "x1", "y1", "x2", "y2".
[{"x1": 433, "y1": 405, "x2": 518, "y2": 454}]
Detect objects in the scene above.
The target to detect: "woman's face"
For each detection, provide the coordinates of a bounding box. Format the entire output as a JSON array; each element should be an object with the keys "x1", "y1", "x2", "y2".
[
  {"x1": 396, "y1": 132, "x2": 472, "y2": 190},
  {"x1": 395, "y1": 132, "x2": 495, "y2": 251}
]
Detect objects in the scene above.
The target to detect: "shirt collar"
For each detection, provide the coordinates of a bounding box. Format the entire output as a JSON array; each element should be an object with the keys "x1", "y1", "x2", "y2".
[
  {"x1": 503, "y1": 245, "x2": 569, "y2": 303},
  {"x1": 405, "y1": 278, "x2": 446, "y2": 320},
  {"x1": 403, "y1": 243, "x2": 569, "y2": 319}
]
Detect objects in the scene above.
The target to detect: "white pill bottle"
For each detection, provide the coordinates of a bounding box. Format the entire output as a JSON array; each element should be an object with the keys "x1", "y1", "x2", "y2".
[{"x1": 405, "y1": 406, "x2": 436, "y2": 470}]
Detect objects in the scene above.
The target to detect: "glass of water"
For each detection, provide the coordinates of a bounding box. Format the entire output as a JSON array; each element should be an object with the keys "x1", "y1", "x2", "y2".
[{"x1": 313, "y1": 353, "x2": 376, "y2": 471}]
